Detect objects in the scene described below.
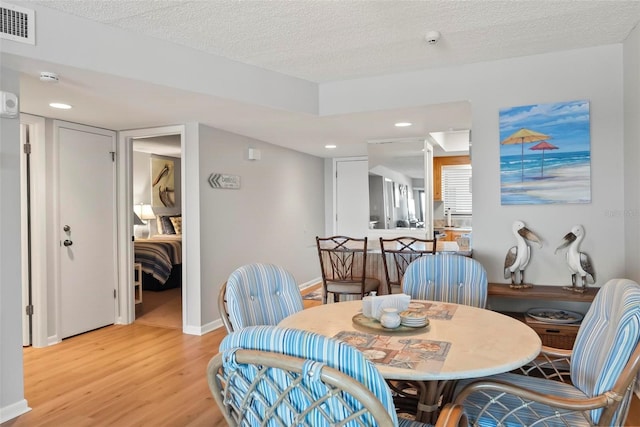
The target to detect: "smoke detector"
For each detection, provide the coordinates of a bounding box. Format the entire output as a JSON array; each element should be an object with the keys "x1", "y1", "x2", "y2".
[
  {"x1": 40, "y1": 71, "x2": 59, "y2": 83},
  {"x1": 425, "y1": 30, "x2": 441, "y2": 45}
]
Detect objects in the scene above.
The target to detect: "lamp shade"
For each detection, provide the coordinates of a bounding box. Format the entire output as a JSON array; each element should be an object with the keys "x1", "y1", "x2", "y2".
[
  {"x1": 133, "y1": 211, "x2": 144, "y2": 225},
  {"x1": 140, "y1": 204, "x2": 155, "y2": 220}
]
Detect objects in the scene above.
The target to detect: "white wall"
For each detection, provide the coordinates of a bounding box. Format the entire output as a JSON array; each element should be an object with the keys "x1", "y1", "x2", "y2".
[
  {"x1": 196, "y1": 124, "x2": 325, "y2": 326},
  {"x1": 322, "y1": 45, "x2": 627, "y2": 289},
  {"x1": 0, "y1": 67, "x2": 29, "y2": 422},
  {"x1": 624, "y1": 23, "x2": 640, "y2": 283}
]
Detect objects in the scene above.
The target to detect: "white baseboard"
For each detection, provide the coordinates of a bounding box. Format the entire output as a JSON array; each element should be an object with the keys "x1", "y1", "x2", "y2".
[
  {"x1": 0, "y1": 399, "x2": 31, "y2": 423},
  {"x1": 299, "y1": 277, "x2": 321, "y2": 291},
  {"x1": 183, "y1": 318, "x2": 224, "y2": 336}
]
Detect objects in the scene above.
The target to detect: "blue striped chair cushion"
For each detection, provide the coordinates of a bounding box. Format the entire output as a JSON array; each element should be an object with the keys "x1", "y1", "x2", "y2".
[
  {"x1": 219, "y1": 325, "x2": 400, "y2": 426},
  {"x1": 454, "y1": 372, "x2": 592, "y2": 427},
  {"x1": 225, "y1": 263, "x2": 304, "y2": 330},
  {"x1": 570, "y1": 278, "x2": 640, "y2": 424},
  {"x1": 401, "y1": 254, "x2": 488, "y2": 308}
]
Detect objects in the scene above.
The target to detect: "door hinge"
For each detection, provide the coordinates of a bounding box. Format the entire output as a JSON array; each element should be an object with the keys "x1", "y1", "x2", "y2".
[
  {"x1": 25, "y1": 305, "x2": 34, "y2": 316},
  {"x1": 113, "y1": 289, "x2": 117, "y2": 299},
  {"x1": 23, "y1": 143, "x2": 31, "y2": 154},
  {"x1": 110, "y1": 151, "x2": 116, "y2": 162}
]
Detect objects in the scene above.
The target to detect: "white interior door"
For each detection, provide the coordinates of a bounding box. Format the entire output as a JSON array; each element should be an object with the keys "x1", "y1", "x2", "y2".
[
  {"x1": 335, "y1": 158, "x2": 369, "y2": 237},
  {"x1": 57, "y1": 122, "x2": 117, "y2": 339}
]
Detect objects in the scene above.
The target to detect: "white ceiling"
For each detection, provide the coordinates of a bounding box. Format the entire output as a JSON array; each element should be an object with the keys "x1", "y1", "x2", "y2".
[{"x1": 9, "y1": 1, "x2": 640, "y2": 159}]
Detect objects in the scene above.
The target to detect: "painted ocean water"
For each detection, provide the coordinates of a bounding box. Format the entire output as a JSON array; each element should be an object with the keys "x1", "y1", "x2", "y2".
[{"x1": 500, "y1": 150, "x2": 591, "y2": 205}]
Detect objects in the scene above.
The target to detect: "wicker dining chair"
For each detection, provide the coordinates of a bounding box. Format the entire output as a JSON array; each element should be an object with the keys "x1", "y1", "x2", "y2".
[
  {"x1": 316, "y1": 236, "x2": 380, "y2": 304},
  {"x1": 401, "y1": 254, "x2": 488, "y2": 308},
  {"x1": 380, "y1": 236, "x2": 437, "y2": 294},
  {"x1": 208, "y1": 325, "x2": 468, "y2": 427},
  {"x1": 452, "y1": 278, "x2": 640, "y2": 427},
  {"x1": 218, "y1": 263, "x2": 304, "y2": 333},
  {"x1": 389, "y1": 254, "x2": 488, "y2": 417}
]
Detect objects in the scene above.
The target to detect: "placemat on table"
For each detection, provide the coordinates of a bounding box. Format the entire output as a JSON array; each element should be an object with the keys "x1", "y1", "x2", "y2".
[
  {"x1": 334, "y1": 330, "x2": 451, "y2": 372},
  {"x1": 405, "y1": 301, "x2": 458, "y2": 320}
]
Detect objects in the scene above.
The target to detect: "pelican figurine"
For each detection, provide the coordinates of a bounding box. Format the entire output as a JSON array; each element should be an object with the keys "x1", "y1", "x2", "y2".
[
  {"x1": 504, "y1": 220, "x2": 542, "y2": 288},
  {"x1": 555, "y1": 224, "x2": 595, "y2": 293}
]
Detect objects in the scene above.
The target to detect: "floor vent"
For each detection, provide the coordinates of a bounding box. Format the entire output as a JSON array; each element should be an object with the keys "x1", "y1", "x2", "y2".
[{"x1": 1, "y1": 4, "x2": 35, "y2": 45}]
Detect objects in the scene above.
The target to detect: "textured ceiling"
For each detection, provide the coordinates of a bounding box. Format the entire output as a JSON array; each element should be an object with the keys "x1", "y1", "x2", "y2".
[
  {"x1": 29, "y1": 0, "x2": 640, "y2": 82},
  {"x1": 8, "y1": 1, "x2": 640, "y2": 161}
]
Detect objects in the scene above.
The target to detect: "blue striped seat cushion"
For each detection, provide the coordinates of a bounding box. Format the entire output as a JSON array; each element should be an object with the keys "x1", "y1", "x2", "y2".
[
  {"x1": 225, "y1": 263, "x2": 304, "y2": 329},
  {"x1": 569, "y1": 278, "x2": 640, "y2": 425},
  {"x1": 401, "y1": 254, "x2": 488, "y2": 308}
]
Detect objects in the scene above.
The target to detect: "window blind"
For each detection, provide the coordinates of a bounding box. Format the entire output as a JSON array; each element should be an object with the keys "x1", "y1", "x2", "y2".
[{"x1": 442, "y1": 165, "x2": 472, "y2": 214}]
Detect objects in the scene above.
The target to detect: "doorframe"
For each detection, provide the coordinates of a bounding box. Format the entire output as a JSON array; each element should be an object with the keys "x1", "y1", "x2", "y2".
[
  {"x1": 19, "y1": 114, "x2": 47, "y2": 348},
  {"x1": 117, "y1": 125, "x2": 186, "y2": 326}
]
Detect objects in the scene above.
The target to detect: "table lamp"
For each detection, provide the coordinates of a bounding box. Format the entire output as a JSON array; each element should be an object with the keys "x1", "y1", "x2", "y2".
[{"x1": 134, "y1": 203, "x2": 155, "y2": 237}]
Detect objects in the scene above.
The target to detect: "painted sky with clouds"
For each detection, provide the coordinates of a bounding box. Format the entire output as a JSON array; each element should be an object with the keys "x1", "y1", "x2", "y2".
[{"x1": 499, "y1": 100, "x2": 590, "y2": 157}]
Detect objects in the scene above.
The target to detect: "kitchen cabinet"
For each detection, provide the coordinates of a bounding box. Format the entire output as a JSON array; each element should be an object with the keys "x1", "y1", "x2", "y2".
[{"x1": 433, "y1": 155, "x2": 470, "y2": 201}]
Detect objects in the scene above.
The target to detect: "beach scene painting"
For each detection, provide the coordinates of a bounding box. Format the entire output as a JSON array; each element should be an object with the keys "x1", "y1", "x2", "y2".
[{"x1": 499, "y1": 100, "x2": 591, "y2": 205}]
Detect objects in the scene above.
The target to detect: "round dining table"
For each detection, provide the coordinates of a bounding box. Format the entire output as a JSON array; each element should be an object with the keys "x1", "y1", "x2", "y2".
[{"x1": 278, "y1": 299, "x2": 541, "y2": 423}]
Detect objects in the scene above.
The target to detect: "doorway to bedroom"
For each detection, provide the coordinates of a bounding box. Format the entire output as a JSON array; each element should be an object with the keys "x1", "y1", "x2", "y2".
[{"x1": 131, "y1": 133, "x2": 183, "y2": 330}]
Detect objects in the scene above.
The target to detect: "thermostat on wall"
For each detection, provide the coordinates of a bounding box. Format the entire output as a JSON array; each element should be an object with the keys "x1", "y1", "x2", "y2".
[
  {"x1": 248, "y1": 148, "x2": 261, "y2": 161},
  {"x1": 0, "y1": 91, "x2": 19, "y2": 118}
]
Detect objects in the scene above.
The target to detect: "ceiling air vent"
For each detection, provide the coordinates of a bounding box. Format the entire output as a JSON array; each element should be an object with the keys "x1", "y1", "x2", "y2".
[{"x1": 1, "y1": 4, "x2": 35, "y2": 44}]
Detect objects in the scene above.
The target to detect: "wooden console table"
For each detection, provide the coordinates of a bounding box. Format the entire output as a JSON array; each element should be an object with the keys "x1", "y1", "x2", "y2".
[
  {"x1": 488, "y1": 283, "x2": 598, "y2": 302},
  {"x1": 488, "y1": 283, "x2": 598, "y2": 349}
]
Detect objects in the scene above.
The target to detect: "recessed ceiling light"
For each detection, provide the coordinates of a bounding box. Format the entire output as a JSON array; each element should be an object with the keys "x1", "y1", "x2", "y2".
[
  {"x1": 49, "y1": 102, "x2": 72, "y2": 110},
  {"x1": 325, "y1": 144, "x2": 337, "y2": 149},
  {"x1": 395, "y1": 122, "x2": 412, "y2": 127}
]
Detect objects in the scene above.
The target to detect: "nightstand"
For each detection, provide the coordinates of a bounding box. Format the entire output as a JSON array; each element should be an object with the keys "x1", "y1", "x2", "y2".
[{"x1": 134, "y1": 262, "x2": 143, "y2": 304}]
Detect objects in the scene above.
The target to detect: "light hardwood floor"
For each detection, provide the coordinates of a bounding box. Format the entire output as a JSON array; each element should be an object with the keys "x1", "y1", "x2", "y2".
[
  {"x1": 4, "y1": 291, "x2": 640, "y2": 426},
  {"x1": 4, "y1": 324, "x2": 227, "y2": 427}
]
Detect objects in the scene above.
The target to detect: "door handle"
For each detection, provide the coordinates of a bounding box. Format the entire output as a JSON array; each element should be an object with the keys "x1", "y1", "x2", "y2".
[{"x1": 63, "y1": 239, "x2": 73, "y2": 247}]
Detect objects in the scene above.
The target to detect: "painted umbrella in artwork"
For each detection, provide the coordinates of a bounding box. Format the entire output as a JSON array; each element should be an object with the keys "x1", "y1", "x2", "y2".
[
  {"x1": 529, "y1": 140, "x2": 559, "y2": 178},
  {"x1": 501, "y1": 128, "x2": 550, "y2": 181}
]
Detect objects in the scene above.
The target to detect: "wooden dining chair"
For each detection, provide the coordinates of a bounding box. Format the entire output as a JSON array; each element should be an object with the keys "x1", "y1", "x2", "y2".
[
  {"x1": 316, "y1": 236, "x2": 380, "y2": 304},
  {"x1": 219, "y1": 263, "x2": 304, "y2": 333},
  {"x1": 401, "y1": 254, "x2": 488, "y2": 308},
  {"x1": 208, "y1": 325, "x2": 469, "y2": 427},
  {"x1": 380, "y1": 236, "x2": 437, "y2": 294},
  {"x1": 453, "y1": 278, "x2": 640, "y2": 427}
]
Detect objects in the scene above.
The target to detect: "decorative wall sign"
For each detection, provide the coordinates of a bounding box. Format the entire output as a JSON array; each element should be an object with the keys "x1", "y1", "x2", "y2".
[
  {"x1": 499, "y1": 100, "x2": 591, "y2": 205},
  {"x1": 208, "y1": 173, "x2": 241, "y2": 189},
  {"x1": 151, "y1": 157, "x2": 175, "y2": 207}
]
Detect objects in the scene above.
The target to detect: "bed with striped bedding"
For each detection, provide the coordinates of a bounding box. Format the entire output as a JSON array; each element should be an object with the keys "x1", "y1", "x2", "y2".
[{"x1": 134, "y1": 236, "x2": 182, "y2": 290}]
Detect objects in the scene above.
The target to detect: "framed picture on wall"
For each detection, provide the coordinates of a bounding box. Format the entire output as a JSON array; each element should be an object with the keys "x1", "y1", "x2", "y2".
[
  {"x1": 151, "y1": 157, "x2": 175, "y2": 207},
  {"x1": 499, "y1": 100, "x2": 591, "y2": 205}
]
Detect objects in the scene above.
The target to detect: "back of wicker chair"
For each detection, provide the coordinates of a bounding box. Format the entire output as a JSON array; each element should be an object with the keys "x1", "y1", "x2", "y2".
[{"x1": 208, "y1": 326, "x2": 468, "y2": 427}]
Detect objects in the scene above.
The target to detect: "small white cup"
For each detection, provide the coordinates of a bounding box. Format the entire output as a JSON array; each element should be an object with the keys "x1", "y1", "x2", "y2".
[{"x1": 380, "y1": 308, "x2": 401, "y2": 329}]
